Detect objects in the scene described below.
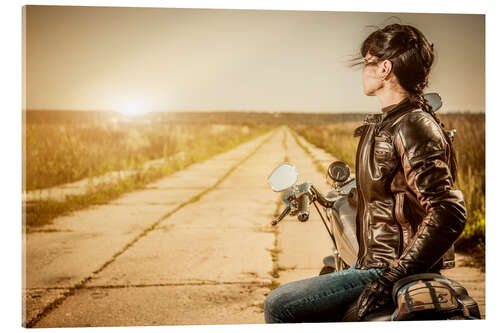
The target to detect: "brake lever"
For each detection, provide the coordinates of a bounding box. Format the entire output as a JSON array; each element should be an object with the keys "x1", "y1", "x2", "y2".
[{"x1": 271, "y1": 205, "x2": 291, "y2": 226}]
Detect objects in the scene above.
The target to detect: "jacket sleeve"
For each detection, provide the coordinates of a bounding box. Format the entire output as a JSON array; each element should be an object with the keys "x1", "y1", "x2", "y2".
[{"x1": 391, "y1": 111, "x2": 467, "y2": 275}]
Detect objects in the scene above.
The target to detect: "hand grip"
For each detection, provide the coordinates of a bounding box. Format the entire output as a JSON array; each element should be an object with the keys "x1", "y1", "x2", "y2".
[{"x1": 297, "y1": 194, "x2": 310, "y2": 222}]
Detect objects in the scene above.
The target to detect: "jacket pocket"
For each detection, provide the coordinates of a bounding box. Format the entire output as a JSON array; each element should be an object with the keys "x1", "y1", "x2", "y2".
[{"x1": 373, "y1": 133, "x2": 397, "y2": 176}]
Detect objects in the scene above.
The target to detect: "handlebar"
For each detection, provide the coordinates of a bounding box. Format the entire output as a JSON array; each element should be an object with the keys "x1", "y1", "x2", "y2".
[
  {"x1": 270, "y1": 183, "x2": 340, "y2": 226},
  {"x1": 271, "y1": 205, "x2": 291, "y2": 225},
  {"x1": 297, "y1": 194, "x2": 310, "y2": 222}
]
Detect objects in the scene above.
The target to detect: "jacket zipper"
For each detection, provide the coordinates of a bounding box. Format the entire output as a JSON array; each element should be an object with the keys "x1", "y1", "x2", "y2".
[{"x1": 355, "y1": 124, "x2": 370, "y2": 267}]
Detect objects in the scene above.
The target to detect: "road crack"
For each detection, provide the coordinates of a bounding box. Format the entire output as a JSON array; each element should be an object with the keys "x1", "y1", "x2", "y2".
[{"x1": 267, "y1": 127, "x2": 290, "y2": 290}]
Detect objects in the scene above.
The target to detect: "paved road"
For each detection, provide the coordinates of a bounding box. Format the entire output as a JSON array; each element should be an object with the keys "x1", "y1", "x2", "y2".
[{"x1": 23, "y1": 126, "x2": 485, "y2": 327}]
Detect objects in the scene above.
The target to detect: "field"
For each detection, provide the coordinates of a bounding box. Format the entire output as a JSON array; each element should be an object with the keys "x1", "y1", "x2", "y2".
[
  {"x1": 25, "y1": 122, "x2": 260, "y2": 191},
  {"x1": 291, "y1": 113, "x2": 486, "y2": 255}
]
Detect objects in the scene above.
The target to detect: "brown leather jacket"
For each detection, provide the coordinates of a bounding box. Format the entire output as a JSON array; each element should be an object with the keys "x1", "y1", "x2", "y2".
[{"x1": 354, "y1": 99, "x2": 467, "y2": 274}]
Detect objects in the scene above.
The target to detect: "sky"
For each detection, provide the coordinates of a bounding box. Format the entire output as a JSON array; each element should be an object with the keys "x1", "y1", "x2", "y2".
[{"x1": 24, "y1": 6, "x2": 485, "y2": 113}]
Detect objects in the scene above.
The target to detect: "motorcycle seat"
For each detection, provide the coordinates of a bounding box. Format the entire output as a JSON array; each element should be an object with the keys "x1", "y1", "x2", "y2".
[{"x1": 391, "y1": 273, "x2": 481, "y2": 320}]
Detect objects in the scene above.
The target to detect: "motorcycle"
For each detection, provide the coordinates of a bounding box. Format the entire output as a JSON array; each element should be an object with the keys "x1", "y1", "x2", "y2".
[{"x1": 266, "y1": 93, "x2": 481, "y2": 321}]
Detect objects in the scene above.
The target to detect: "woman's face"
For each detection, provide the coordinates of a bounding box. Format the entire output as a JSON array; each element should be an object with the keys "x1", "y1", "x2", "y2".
[{"x1": 362, "y1": 54, "x2": 383, "y2": 96}]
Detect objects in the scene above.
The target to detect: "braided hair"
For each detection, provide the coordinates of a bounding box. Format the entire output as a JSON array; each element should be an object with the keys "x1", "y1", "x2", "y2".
[{"x1": 359, "y1": 23, "x2": 458, "y2": 181}]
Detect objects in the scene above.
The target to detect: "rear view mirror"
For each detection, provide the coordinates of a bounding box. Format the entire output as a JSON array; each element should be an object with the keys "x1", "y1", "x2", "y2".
[
  {"x1": 424, "y1": 93, "x2": 442, "y2": 112},
  {"x1": 267, "y1": 163, "x2": 298, "y2": 192}
]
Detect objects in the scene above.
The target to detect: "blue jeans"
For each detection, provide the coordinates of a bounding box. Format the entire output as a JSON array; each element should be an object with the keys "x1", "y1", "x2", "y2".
[{"x1": 264, "y1": 265, "x2": 383, "y2": 323}]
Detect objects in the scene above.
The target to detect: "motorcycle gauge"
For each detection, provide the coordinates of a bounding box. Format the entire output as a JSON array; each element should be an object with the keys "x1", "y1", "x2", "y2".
[{"x1": 327, "y1": 161, "x2": 350, "y2": 183}]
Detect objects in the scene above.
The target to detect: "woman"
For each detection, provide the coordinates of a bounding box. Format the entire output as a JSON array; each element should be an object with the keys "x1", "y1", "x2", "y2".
[{"x1": 264, "y1": 23, "x2": 467, "y2": 323}]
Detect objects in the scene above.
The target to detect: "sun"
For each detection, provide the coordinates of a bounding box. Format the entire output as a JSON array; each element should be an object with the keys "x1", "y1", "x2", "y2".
[
  {"x1": 119, "y1": 102, "x2": 146, "y2": 117},
  {"x1": 113, "y1": 94, "x2": 154, "y2": 118},
  {"x1": 117, "y1": 102, "x2": 151, "y2": 117}
]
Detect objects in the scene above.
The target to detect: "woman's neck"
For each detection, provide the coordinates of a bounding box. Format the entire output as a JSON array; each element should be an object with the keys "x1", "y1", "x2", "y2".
[
  {"x1": 377, "y1": 91, "x2": 408, "y2": 111},
  {"x1": 375, "y1": 81, "x2": 409, "y2": 111}
]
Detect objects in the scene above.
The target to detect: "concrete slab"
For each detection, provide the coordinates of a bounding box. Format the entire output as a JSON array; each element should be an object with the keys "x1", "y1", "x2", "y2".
[
  {"x1": 145, "y1": 133, "x2": 274, "y2": 190},
  {"x1": 26, "y1": 227, "x2": 143, "y2": 289},
  {"x1": 154, "y1": 188, "x2": 278, "y2": 232},
  {"x1": 29, "y1": 203, "x2": 174, "y2": 234},
  {"x1": 26, "y1": 203, "x2": 176, "y2": 290},
  {"x1": 34, "y1": 284, "x2": 267, "y2": 327},
  {"x1": 277, "y1": 269, "x2": 320, "y2": 286},
  {"x1": 203, "y1": 137, "x2": 267, "y2": 163},
  {"x1": 24, "y1": 288, "x2": 69, "y2": 326},
  {"x1": 147, "y1": 173, "x2": 221, "y2": 189},
  {"x1": 277, "y1": 220, "x2": 332, "y2": 269},
  {"x1": 110, "y1": 188, "x2": 202, "y2": 205},
  {"x1": 86, "y1": 226, "x2": 274, "y2": 286},
  {"x1": 217, "y1": 140, "x2": 289, "y2": 189}
]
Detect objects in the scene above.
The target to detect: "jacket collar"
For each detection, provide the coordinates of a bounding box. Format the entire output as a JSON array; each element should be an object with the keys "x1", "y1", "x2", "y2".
[
  {"x1": 380, "y1": 98, "x2": 414, "y2": 122},
  {"x1": 355, "y1": 98, "x2": 417, "y2": 137},
  {"x1": 362, "y1": 98, "x2": 413, "y2": 124}
]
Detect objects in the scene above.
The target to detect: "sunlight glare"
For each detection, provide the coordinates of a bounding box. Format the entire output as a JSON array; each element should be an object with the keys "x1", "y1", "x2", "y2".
[{"x1": 120, "y1": 102, "x2": 146, "y2": 117}]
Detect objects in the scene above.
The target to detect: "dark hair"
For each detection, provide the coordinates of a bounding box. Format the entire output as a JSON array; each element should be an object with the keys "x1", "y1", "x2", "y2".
[
  {"x1": 360, "y1": 23, "x2": 434, "y2": 113},
  {"x1": 359, "y1": 23, "x2": 458, "y2": 180}
]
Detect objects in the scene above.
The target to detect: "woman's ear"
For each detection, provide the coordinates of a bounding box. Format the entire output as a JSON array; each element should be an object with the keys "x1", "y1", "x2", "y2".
[{"x1": 378, "y1": 59, "x2": 393, "y2": 80}]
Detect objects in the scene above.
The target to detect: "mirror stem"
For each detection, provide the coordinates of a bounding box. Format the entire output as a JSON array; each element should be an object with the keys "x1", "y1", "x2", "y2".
[{"x1": 311, "y1": 185, "x2": 335, "y2": 208}]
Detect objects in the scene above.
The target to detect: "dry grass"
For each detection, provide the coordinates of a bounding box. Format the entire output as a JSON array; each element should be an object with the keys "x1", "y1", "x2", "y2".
[
  {"x1": 25, "y1": 123, "x2": 258, "y2": 191},
  {"x1": 441, "y1": 114, "x2": 485, "y2": 252}
]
